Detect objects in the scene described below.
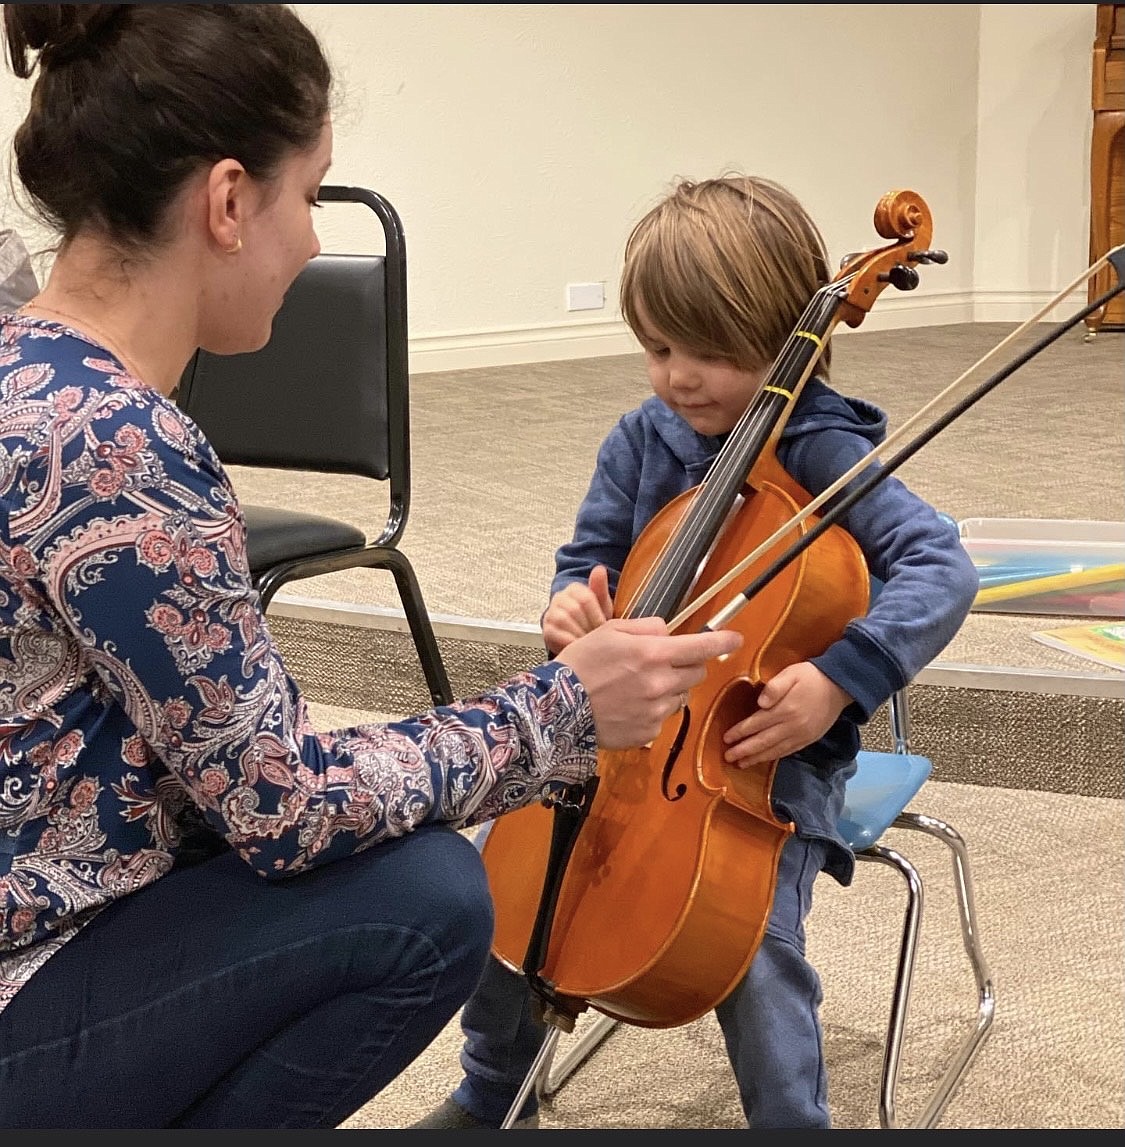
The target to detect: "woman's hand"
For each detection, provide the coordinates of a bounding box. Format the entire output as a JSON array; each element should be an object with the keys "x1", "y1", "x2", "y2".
[{"x1": 557, "y1": 616, "x2": 741, "y2": 749}]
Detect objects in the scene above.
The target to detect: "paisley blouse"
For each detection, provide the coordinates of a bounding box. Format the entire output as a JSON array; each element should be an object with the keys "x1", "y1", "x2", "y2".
[{"x1": 0, "y1": 315, "x2": 596, "y2": 1016}]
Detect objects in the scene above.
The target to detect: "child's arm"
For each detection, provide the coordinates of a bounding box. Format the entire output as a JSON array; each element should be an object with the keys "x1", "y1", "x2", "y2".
[
  {"x1": 552, "y1": 417, "x2": 648, "y2": 604},
  {"x1": 783, "y1": 423, "x2": 979, "y2": 724}
]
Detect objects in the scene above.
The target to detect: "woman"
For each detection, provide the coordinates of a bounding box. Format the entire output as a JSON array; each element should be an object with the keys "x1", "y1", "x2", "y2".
[{"x1": 0, "y1": 5, "x2": 738, "y2": 1128}]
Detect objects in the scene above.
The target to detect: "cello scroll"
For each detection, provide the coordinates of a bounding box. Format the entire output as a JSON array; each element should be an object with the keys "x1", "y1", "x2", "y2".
[{"x1": 834, "y1": 189, "x2": 946, "y2": 327}]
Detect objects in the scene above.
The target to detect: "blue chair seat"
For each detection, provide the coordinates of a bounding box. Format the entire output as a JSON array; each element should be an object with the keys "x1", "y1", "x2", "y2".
[{"x1": 838, "y1": 750, "x2": 933, "y2": 851}]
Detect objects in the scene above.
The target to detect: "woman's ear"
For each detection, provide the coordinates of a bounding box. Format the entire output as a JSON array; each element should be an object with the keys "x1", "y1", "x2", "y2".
[{"x1": 205, "y1": 159, "x2": 249, "y2": 254}]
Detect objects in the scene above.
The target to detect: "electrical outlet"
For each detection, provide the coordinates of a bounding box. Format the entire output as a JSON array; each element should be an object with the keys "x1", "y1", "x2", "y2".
[{"x1": 566, "y1": 282, "x2": 605, "y2": 311}]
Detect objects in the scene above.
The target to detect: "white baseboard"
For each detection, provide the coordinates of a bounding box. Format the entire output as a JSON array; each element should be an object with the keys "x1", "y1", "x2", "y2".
[
  {"x1": 406, "y1": 288, "x2": 1096, "y2": 375},
  {"x1": 409, "y1": 318, "x2": 638, "y2": 374},
  {"x1": 408, "y1": 293, "x2": 982, "y2": 374},
  {"x1": 971, "y1": 290, "x2": 1092, "y2": 323}
]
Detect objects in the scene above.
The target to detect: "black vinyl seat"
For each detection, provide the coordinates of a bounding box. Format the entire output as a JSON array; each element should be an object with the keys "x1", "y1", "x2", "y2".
[{"x1": 177, "y1": 184, "x2": 453, "y2": 707}]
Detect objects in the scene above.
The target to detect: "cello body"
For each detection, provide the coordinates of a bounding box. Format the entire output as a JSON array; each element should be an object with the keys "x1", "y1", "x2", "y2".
[{"x1": 482, "y1": 451, "x2": 869, "y2": 1027}]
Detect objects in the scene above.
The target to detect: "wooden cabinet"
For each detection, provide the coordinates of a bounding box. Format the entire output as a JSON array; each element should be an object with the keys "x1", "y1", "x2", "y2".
[{"x1": 1087, "y1": 3, "x2": 1125, "y2": 335}]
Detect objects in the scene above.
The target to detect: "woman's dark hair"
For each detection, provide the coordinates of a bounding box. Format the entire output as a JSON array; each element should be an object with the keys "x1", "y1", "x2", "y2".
[{"x1": 3, "y1": 4, "x2": 332, "y2": 248}]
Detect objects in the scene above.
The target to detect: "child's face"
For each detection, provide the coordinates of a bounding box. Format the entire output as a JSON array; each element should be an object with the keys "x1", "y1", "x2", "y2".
[{"x1": 636, "y1": 317, "x2": 767, "y2": 437}]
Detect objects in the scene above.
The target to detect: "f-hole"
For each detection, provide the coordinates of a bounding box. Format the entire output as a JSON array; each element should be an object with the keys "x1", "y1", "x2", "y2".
[{"x1": 660, "y1": 707, "x2": 692, "y2": 801}]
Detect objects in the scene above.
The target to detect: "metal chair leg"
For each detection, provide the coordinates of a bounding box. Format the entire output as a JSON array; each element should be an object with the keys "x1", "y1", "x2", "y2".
[
  {"x1": 857, "y1": 812, "x2": 996, "y2": 1129},
  {"x1": 892, "y1": 812, "x2": 996, "y2": 1128},
  {"x1": 539, "y1": 1012, "x2": 620, "y2": 1098},
  {"x1": 855, "y1": 843, "x2": 925, "y2": 1129}
]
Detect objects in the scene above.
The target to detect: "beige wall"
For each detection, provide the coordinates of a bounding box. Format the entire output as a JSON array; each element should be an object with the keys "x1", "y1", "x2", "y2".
[
  {"x1": 0, "y1": 4, "x2": 1101, "y2": 372},
  {"x1": 975, "y1": 3, "x2": 1096, "y2": 321}
]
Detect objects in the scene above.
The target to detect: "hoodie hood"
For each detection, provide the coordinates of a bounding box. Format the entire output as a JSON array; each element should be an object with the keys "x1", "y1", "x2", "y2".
[{"x1": 780, "y1": 376, "x2": 886, "y2": 446}]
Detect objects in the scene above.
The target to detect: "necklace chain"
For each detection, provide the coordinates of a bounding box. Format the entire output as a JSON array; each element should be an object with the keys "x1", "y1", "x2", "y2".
[{"x1": 19, "y1": 299, "x2": 145, "y2": 381}]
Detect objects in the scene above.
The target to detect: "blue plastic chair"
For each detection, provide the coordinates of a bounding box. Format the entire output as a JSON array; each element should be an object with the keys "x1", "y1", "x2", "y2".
[{"x1": 510, "y1": 686, "x2": 997, "y2": 1130}]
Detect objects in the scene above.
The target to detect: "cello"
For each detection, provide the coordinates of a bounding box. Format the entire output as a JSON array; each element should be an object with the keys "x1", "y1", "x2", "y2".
[{"x1": 481, "y1": 189, "x2": 946, "y2": 1030}]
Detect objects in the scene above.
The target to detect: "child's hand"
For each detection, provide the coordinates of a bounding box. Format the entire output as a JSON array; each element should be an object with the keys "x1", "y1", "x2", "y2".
[
  {"x1": 722, "y1": 661, "x2": 854, "y2": 768},
  {"x1": 542, "y1": 565, "x2": 614, "y2": 654}
]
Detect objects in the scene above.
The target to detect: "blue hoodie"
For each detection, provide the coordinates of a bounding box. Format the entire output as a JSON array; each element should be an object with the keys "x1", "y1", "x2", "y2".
[{"x1": 551, "y1": 377, "x2": 979, "y2": 883}]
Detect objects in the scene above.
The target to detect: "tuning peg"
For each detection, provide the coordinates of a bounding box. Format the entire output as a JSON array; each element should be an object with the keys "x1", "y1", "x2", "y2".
[
  {"x1": 878, "y1": 264, "x2": 920, "y2": 291},
  {"x1": 909, "y1": 248, "x2": 949, "y2": 264}
]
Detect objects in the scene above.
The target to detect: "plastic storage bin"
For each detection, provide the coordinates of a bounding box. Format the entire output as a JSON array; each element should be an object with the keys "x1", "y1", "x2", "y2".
[{"x1": 957, "y1": 517, "x2": 1125, "y2": 617}]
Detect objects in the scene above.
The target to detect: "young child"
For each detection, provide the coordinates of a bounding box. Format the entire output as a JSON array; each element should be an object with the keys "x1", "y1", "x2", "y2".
[{"x1": 414, "y1": 174, "x2": 979, "y2": 1130}]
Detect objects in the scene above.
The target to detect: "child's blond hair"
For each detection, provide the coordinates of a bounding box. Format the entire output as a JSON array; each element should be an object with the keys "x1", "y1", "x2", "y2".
[{"x1": 620, "y1": 174, "x2": 832, "y2": 374}]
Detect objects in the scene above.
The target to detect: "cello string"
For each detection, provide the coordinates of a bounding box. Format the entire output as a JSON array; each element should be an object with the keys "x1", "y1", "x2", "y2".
[{"x1": 665, "y1": 245, "x2": 1125, "y2": 632}]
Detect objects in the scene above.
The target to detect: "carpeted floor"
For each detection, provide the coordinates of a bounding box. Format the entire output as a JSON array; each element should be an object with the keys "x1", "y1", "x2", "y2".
[{"x1": 231, "y1": 322, "x2": 1125, "y2": 660}]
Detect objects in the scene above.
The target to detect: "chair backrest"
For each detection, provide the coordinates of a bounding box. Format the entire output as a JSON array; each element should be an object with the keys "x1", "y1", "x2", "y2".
[{"x1": 176, "y1": 185, "x2": 410, "y2": 533}]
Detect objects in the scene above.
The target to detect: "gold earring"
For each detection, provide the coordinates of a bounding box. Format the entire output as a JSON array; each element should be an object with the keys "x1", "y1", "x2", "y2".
[{"x1": 227, "y1": 236, "x2": 242, "y2": 254}]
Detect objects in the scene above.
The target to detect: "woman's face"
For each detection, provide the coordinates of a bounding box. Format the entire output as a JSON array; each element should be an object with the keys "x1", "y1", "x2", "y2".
[{"x1": 202, "y1": 117, "x2": 333, "y2": 355}]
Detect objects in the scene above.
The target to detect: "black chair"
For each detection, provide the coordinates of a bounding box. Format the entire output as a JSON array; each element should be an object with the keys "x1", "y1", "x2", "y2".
[{"x1": 177, "y1": 184, "x2": 453, "y2": 707}]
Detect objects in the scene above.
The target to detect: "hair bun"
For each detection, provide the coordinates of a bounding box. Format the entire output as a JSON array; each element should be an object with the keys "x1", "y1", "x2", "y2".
[{"x1": 27, "y1": 4, "x2": 127, "y2": 69}]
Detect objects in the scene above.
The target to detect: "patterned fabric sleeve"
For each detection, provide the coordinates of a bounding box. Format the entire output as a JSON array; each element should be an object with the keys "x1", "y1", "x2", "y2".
[{"x1": 4, "y1": 327, "x2": 597, "y2": 882}]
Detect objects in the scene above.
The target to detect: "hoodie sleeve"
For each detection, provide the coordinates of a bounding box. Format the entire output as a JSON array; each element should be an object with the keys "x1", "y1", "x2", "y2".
[
  {"x1": 551, "y1": 418, "x2": 646, "y2": 602},
  {"x1": 783, "y1": 426, "x2": 979, "y2": 721}
]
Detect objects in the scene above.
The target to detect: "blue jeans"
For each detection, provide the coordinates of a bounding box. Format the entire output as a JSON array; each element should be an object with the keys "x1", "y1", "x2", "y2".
[
  {"x1": 455, "y1": 830, "x2": 831, "y2": 1128},
  {"x1": 0, "y1": 824, "x2": 493, "y2": 1128}
]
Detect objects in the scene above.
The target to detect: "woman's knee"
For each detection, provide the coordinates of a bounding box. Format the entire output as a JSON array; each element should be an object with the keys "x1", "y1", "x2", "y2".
[
  {"x1": 301, "y1": 827, "x2": 494, "y2": 1001},
  {"x1": 382, "y1": 827, "x2": 494, "y2": 1003},
  {"x1": 410, "y1": 827, "x2": 495, "y2": 960},
  {"x1": 280, "y1": 826, "x2": 494, "y2": 978}
]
